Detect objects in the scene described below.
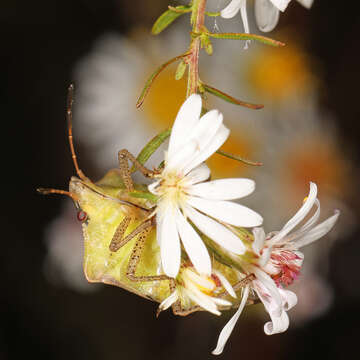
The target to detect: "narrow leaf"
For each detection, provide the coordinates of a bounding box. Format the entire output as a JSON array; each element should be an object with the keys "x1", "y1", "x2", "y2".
[
  {"x1": 131, "y1": 128, "x2": 171, "y2": 172},
  {"x1": 216, "y1": 150, "x2": 263, "y2": 166},
  {"x1": 207, "y1": 32, "x2": 285, "y2": 47},
  {"x1": 152, "y1": 7, "x2": 190, "y2": 35},
  {"x1": 175, "y1": 61, "x2": 187, "y2": 80},
  {"x1": 129, "y1": 191, "x2": 158, "y2": 203},
  {"x1": 136, "y1": 53, "x2": 190, "y2": 108},
  {"x1": 203, "y1": 84, "x2": 263, "y2": 110}
]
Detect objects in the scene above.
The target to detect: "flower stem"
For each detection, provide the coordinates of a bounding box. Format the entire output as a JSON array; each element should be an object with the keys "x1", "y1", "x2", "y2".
[{"x1": 187, "y1": 0, "x2": 207, "y2": 97}]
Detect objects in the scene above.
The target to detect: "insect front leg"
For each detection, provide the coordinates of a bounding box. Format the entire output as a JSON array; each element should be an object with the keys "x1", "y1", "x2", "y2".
[{"x1": 118, "y1": 149, "x2": 156, "y2": 192}]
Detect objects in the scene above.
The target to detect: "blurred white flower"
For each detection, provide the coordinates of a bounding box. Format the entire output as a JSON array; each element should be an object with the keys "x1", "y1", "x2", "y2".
[
  {"x1": 43, "y1": 201, "x2": 99, "y2": 292},
  {"x1": 149, "y1": 94, "x2": 263, "y2": 277}
]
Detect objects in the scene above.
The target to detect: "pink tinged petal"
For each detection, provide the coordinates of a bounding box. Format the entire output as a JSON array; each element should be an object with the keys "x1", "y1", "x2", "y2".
[
  {"x1": 186, "y1": 206, "x2": 246, "y2": 254},
  {"x1": 167, "y1": 94, "x2": 202, "y2": 159},
  {"x1": 269, "y1": 0, "x2": 292, "y2": 12},
  {"x1": 213, "y1": 270, "x2": 237, "y2": 298},
  {"x1": 185, "y1": 163, "x2": 211, "y2": 185},
  {"x1": 293, "y1": 210, "x2": 340, "y2": 249},
  {"x1": 279, "y1": 289, "x2": 298, "y2": 311},
  {"x1": 252, "y1": 268, "x2": 282, "y2": 312},
  {"x1": 182, "y1": 124, "x2": 230, "y2": 175},
  {"x1": 158, "y1": 291, "x2": 179, "y2": 312},
  {"x1": 159, "y1": 209, "x2": 181, "y2": 278},
  {"x1": 212, "y1": 286, "x2": 250, "y2": 355},
  {"x1": 264, "y1": 309, "x2": 289, "y2": 335},
  {"x1": 187, "y1": 178, "x2": 255, "y2": 200},
  {"x1": 255, "y1": 0, "x2": 280, "y2": 32},
  {"x1": 175, "y1": 210, "x2": 212, "y2": 276},
  {"x1": 221, "y1": 0, "x2": 242, "y2": 19},
  {"x1": 252, "y1": 227, "x2": 266, "y2": 255},
  {"x1": 296, "y1": 0, "x2": 313, "y2": 9},
  {"x1": 268, "y1": 182, "x2": 318, "y2": 246},
  {"x1": 187, "y1": 196, "x2": 263, "y2": 227},
  {"x1": 259, "y1": 247, "x2": 272, "y2": 267}
]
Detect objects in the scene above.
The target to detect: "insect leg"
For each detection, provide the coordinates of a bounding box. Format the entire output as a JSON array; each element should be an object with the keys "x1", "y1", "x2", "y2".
[
  {"x1": 126, "y1": 225, "x2": 170, "y2": 282},
  {"x1": 109, "y1": 217, "x2": 152, "y2": 252},
  {"x1": 118, "y1": 149, "x2": 156, "y2": 192}
]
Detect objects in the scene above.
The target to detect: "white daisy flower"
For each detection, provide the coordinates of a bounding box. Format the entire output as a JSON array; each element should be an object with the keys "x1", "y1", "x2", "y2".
[
  {"x1": 212, "y1": 182, "x2": 339, "y2": 355},
  {"x1": 148, "y1": 94, "x2": 263, "y2": 278},
  {"x1": 158, "y1": 265, "x2": 236, "y2": 316},
  {"x1": 221, "y1": 0, "x2": 314, "y2": 33}
]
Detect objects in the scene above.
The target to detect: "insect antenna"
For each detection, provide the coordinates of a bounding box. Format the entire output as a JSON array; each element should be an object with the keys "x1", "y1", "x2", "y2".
[
  {"x1": 37, "y1": 187, "x2": 79, "y2": 202},
  {"x1": 67, "y1": 83, "x2": 87, "y2": 181}
]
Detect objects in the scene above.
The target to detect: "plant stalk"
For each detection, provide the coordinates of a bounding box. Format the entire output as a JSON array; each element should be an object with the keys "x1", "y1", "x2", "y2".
[{"x1": 187, "y1": 0, "x2": 207, "y2": 97}]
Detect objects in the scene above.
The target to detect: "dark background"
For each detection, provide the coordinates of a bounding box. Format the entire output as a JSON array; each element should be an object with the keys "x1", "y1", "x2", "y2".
[{"x1": 1, "y1": 1, "x2": 360, "y2": 359}]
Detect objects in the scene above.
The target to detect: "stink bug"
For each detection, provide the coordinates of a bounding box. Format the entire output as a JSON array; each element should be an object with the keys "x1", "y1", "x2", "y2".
[{"x1": 38, "y1": 85, "x2": 252, "y2": 315}]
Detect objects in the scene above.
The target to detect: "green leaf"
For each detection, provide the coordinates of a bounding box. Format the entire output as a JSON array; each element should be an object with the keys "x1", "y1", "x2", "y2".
[
  {"x1": 207, "y1": 32, "x2": 285, "y2": 47},
  {"x1": 175, "y1": 60, "x2": 187, "y2": 80},
  {"x1": 203, "y1": 83, "x2": 263, "y2": 110},
  {"x1": 216, "y1": 150, "x2": 263, "y2": 166},
  {"x1": 129, "y1": 190, "x2": 158, "y2": 203},
  {"x1": 131, "y1": 128, "x2": 171, "y2": 172},
  {"x1": 136, "y1": 53, "x2": 189, "y2": 108},
  {"x1": 152, "y1": 6, "x2": 191, "y2": 35}
]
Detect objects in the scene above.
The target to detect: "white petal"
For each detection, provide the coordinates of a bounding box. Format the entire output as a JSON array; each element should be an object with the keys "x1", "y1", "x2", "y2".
[
  {"x1": 252, "y1": 227, "x2": 266, "y2": 255},
  {"x1": 214, "y1": 270, "x2": 237, "y2": 298},
  {"x1": 239, "y1": 0, "x2": 251, "y2": 48},
  {"x1": 210, "y1": 297, "x2": 232, "y2": 307},
  {"x1": 183, "y1": 268, "x2": 215, "y2": 290},
  {"x1": 255, "y1": 0, "x2": 280, "y2": 32},
  {"x1": 181, "y1": 110, "x2": 223, "y2": 173},
  {"x1": 269, "y1": 0, "x2": 292, "y2": 12},
  {"x1": 159, "y1": 209, "x2": 181, "y2": 278},
  {"x1": 166, "y1": 140, "x2": 197, "y2": 173},
  {"x1": 279, "y1": 289, "x2": 297, "y2": 311},
  {"x1": 186, "y1": 178, "x2": 255, "y2": 200},
  {"x1": 148, "y1": 179, "x2": 160, "y2": 195},
  {"x1": 185, "y1": 163, "x2": 211, "y2": 185},
  {"x1": 212, "y1": 286, "x2": 250, "y2": 355},
  {"x1": 267, "y1": 182, "x2": 317, "y2": 246},
  {"x1": 221, "y1": 0, "x2": 242, "y2": 19},
  {"x1": 264, "y1": 309, "x2": 289, "y2": 335},
  {"x1": 183, "y1": 286, "x2": 220, "y2": 316},
  {"x1": 167, "y1": 94, "x2": 202, "y2": 159},
  {"x1": 296, "y1": 0, "x2": 313, "y2": 9},
  {"x1": 158, "y1": 291, "x2": 179, "y2": 312},
  {"x1": 187, "y1": 196, "x2": 263, "y2": 227},
  {"x1": 175, "y1": 210, "x2": 212, "y2": 276},
  {"x1": 186, "y1": 206, "x2": 246, "y2": 254},
  {"x1": 182, "y1": 124, "x2": 230, "y2": 175},
  {"x1": 290, "y1": 199, "x2": 320, "y2": 240},
  {"x1": 293, "y1": 210, "x2": 340, "y2": 249},
  {"x1": 156, "y1": 212, "x2": 163, "y2": 246}
]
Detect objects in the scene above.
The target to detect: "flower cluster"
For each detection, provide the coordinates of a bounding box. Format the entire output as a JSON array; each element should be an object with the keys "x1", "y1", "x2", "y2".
[{"x1": 148, "y1": 95, "x2": 339, "y2": 355}]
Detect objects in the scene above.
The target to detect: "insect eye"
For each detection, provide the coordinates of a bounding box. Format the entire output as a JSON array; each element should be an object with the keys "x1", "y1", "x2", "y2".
[{"x1": 77, "y1": 210, "x2": 88, "y2": 222}]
